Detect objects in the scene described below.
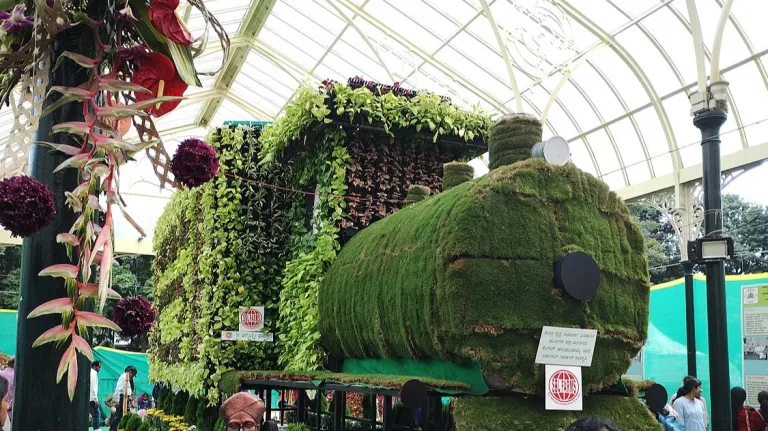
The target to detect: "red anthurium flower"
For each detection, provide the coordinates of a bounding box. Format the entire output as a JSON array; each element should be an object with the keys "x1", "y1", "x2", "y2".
[
  {"x1": 149, "y1": 0, "x2": 194, "y2": 46},
  {"x1": 132, "y1": 52, "x2": 187, "y2": 117}
]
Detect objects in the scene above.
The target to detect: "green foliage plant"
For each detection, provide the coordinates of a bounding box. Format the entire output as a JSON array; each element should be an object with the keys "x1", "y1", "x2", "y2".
[
  {"x1": 286, "y1": 423, "x2": 309, "y2": 431},
  {"x1": 277, "y1": 129, "x2": 351, "y2": 371},
  {"x1": 184, "y1": 396, "x2": 199, "y2": 425},
  {"x1": 173, "y1": 391, "x2": 189, "y2": 417},
  {"x1": 150, "y1": 126, "x2": 297, "y2": 403}
]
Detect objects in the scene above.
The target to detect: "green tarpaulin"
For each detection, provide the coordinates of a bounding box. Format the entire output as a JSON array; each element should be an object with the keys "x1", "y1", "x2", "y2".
[{"x1": 0, "y1": 310, "x2": 151, "y2": 419}]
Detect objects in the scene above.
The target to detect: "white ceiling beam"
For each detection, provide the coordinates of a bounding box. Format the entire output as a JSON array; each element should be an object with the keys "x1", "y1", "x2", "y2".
[
  {"x1": 195, "y1": 0, "x2": 277, "y2": 128},
  {"x1": 618, "y1": 142, "x2": 768, "y2": 202}
]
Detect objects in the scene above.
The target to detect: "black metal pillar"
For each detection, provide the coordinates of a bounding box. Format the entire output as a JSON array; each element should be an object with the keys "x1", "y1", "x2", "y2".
[
  {"x1": 12, "y1": 27, "x2": 92, "y2": 431},
  {"x1": 694, "y1": 109, "x2": 730, "y2": 431},
  {"x1": 683, "y1": 261, "x2": 697, "y2": 377}
]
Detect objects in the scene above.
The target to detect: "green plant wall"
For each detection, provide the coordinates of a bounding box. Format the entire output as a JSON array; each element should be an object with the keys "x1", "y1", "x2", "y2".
[{"x1": 150, "y1": 126, "x2": 296, "y2": 403}]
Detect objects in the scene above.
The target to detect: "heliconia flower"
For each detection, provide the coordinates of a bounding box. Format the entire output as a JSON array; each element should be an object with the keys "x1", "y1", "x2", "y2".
[
  {"x1": 132, "y1": 52, "x2": 187, "y2": 117},
  {"x1": 56, "y1": 233, "x2": 79, "y2": 246},
  {"x1": 0, "y1": 5, "x2": 34, "y2": 34},
  {"x1": 32, "y1": 323, "x2": 72, "y2": 348},
  {"x1": 57, "y1": 343, "x2": 75, "y2": 383},
  {"x1": 67, "y1": 345, "x2": 79, "y2": 401},
  {"x1": 149, "y1": 0, "x2": 194, "y2": 46},
  {"x1": 38, "y1": 263, "x2": 79, "y2": 279},
  {"x1": 78, "y1": 282, "x2": 121, "y2": 300},
  {"x1": 75, "y1": 310, "x2": 121, "y2": 331},
  {"x1": 97, "y1": 240, "x2": 114, "y2": 311},
  {"x1": 27, "y1": 297, "x2": 74, "y2": 318},
  {"x1": 54, "y1": 153, "x2": 90, "y2": 173},
  {"x1": 72, "y1": 333, "x2": 94, "y2": 361}
]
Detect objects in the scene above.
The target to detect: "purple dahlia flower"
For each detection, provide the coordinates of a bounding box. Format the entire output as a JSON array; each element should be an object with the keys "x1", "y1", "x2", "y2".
[
  {"x1": 170, "y1": 138, "x2": 220, "y2": 188},
  {"x1": 0, "y1": 175, "x2": 56, "y2": 237}
]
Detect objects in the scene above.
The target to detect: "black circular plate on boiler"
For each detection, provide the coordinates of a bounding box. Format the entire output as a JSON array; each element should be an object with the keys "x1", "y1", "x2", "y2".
[
  {"x1": 400, "y1": 379, "x2": 428, "y2": 410},
  {"x1": 646, "y1": 383, "x2": 669, "y2": 413},
  {"x1": 554, "y1": 251, "x2": 601, "y2": 301}
]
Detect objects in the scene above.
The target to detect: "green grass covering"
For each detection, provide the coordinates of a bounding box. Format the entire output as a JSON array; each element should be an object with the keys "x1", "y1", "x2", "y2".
[
  {"x1": 405, "y1": 185, "x2": 431, "y2": 204},
  {"x1": 443, "y1": 162, "x2": 474, "y2": 191},
  {"x1": 218, "y1": 370, "x2": 470, "y2": 394},
  {"x1": 319, "y1": 158, "x2": 649, "y2": 394},
  {"x1": 454, "y1": 396, "x2": 661, "y2": 430},
  {"x1": 488, "y1": 113, "x2": 542, "y2": 170}
]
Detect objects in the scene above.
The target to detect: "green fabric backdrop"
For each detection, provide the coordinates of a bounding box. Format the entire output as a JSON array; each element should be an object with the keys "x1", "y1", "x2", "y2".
[{"x1": 0, "y1": 310, "x2": 151, "y2": 419}]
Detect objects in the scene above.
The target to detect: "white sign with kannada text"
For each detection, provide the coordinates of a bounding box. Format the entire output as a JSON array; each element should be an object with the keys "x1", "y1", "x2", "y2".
[{"x1": 535, "y1": 326, "x2": 597, "y2": 367}]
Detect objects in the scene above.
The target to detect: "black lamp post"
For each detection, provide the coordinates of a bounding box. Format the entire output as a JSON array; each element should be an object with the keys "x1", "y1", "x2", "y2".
[
  {"x1": 690, "y1": 80, "x2": 732, "y2": 431},
  {"x1": 682, "y1": 260, "x2": 696, "y2": 377}
]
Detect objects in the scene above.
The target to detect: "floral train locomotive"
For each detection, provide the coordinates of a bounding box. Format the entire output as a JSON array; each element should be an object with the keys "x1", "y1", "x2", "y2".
[{"x1": 318, "y1": 113, "x2": 651, "y2": 399}]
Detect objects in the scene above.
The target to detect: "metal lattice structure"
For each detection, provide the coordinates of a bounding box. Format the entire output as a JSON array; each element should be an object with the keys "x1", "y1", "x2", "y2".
[{"x1": 1, "y1": 0, "x2": 767, "y2": 253}]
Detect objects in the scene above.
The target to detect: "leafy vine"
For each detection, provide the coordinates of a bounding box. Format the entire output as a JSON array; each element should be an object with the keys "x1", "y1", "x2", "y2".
[{"x1": 277, "y1": 128, "x2": 350, "y2": 371}]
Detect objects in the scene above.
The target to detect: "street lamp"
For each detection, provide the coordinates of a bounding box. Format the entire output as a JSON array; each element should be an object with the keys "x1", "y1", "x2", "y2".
[{"x1": 691, "y1": 80, "x2": 732, "y2": 430}]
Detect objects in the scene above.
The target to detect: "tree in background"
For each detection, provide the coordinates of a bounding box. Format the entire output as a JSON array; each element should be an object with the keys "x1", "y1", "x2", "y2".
[
  {"x1": 629, "y1": 193, "x2": 768, "y2": 285},
  {"x1": 0, "y1": 246, "x2": 21, "y2": 309}
]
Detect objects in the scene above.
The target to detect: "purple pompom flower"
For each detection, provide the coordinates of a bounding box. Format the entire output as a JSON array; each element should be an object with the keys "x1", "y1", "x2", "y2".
[
  {"x1": 0, "y1": 175, "x2": 56, "y2": 237},
  {"x1": 0, "y1": 5, "x2": 34, "y2": 34},
  {"x1": 170, "y1": 138, "x2": 220, "y2": 187}
]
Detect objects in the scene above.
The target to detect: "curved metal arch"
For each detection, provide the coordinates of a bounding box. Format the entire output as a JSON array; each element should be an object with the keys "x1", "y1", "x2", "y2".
[
  {"x1": 334, "y1": 0, "x2": 511, "y2": 114},
  {"x1": 479, "y1": 0, "x2": 522, "y2": 112},
  {"x1": 398, "y1": 0, "x2": 493, "y2": 85},
  {"x1": 413, "y1": 0, "x2": 603, "y2": 170},
  {"x1": 566, "y1": 71, "x2": 629, "y2": 185},
  {"x1": 665, "y1": 3, "x2": 748, "y2": 150},
  {"x1": 714, "y1": 0, "x2": 768, "y2": 92},
  {"x1": 557, "y1": 0, "x2": 682, "y2": 173},
  {"x1": 325, "y1": 0, "x2": 396, "y2": 82}
]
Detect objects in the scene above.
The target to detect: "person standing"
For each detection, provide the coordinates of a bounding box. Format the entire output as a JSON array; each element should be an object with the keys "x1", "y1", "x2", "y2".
[
  {"x1": 0, "y1": 376, "x2": 10, "y2": 431},
  {"x1": 672, "y1": 377, "x2": 707, "y2": 431},
  {"x1": 0, "y1": 357, "x2": 13, "y2": 420},
  {"x1": 90, "y1": 361, "x2": 103, "y2": 431},
  {"x1": 109, "y1": 366, "x2": 137, "y2": 431}
]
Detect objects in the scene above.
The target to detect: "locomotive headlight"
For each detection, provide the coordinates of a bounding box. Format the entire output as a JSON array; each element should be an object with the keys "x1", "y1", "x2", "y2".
[
  {"x1": 554, "y1": 251, "x2": 601, "y2": 301},
  {"x1": 532, "y1": 136, "x2": 570, "y2": 166}
]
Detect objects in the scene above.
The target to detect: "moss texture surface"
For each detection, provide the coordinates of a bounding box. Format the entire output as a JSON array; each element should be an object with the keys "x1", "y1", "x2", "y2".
[
  {"x1": 442, "y1": 162, "x2": 474, "y2": 191},
  {"x1": 454, "y1": 396, "x2": 661, "y2": 431},
  {"x1": 319, "y1": 158, "x2": 649, "y2": 393},
  {"x1": 488, "y1": 113, "x2": 542, "y2": 170},
  {"x1": 218, "y1": 370, "x2": 469, "y2": 394}
]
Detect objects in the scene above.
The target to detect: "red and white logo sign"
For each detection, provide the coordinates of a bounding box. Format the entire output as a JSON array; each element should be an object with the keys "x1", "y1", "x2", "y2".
[
  {"x1": 545, "y1": 365, "x2": 582, "y2": 411},
  {"x1": 239, "y1": 306, "x2": 265, "y2": 332}
]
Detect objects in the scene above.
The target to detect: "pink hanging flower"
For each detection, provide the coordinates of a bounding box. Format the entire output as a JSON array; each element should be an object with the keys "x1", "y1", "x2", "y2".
[
  {"x1": 0, "y1": 175, "x2": 56, "y2": 237},
  {"x1": 170, "y1": 138, "x2": 219, "y2": 187}
]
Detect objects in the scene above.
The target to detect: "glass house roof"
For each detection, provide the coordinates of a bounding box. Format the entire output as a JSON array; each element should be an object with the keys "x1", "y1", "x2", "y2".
[{"x1": 2, "y1": 0, "x2": 768, "y2": 248}]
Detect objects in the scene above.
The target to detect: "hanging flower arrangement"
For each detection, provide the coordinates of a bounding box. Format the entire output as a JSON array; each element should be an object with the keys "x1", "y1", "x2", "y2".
[
  {"x1": 112, "y1": 296, "x2": 157, "y2": 337},
  {"x1": 0, "y1": 0, "x2": 230, "y2": 400},
  {"x1": 0, "y1": 175, "x2": 56, "y2": 237},
  {"x1": 170, "y1": 138, "x2": 219, "y2": 187}
]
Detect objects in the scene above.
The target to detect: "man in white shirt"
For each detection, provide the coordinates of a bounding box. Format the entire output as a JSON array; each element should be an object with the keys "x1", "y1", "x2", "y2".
[
  {"x1": 109, "y1": 366, "x2": 137, "y2": 431},
  {"x1": 90, "y1": 361, "x2": 102, "y2": 431}
]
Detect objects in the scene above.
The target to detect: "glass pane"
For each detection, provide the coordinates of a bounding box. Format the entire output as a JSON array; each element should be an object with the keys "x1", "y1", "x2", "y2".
[
  {"x1": 724, "y1": 63, "x2": 768, "y2": 149},
  {"x1": 615, "y1": 26, "x2": 682, "y2": 96},
  {"x1": 662, "y1": 93, "x2": 701, "y2": 167},
  {"x1": 569, "y1": 138, "x2": 598, "y2": 177},
  {"x1": 731, "y1": 0, "x2": 768, "y2": 52}
]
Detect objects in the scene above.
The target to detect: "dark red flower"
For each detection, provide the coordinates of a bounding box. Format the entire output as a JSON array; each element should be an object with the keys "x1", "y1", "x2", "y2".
[
  {"x1": 149, "y1": 0, "x2": 193, "y2": 46},
  {"x1": 0, "y1": 175, "x2": 56, "y2": 237},
  {"x1": 111, "y1": 296, "x2": 156, "y2": 337},
  {"x1": 132, "y1": 52, "x2": 187, "y2": 117},
  {"x1": 171, "y1": 138, "x2": 219, "y2": 187}
]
